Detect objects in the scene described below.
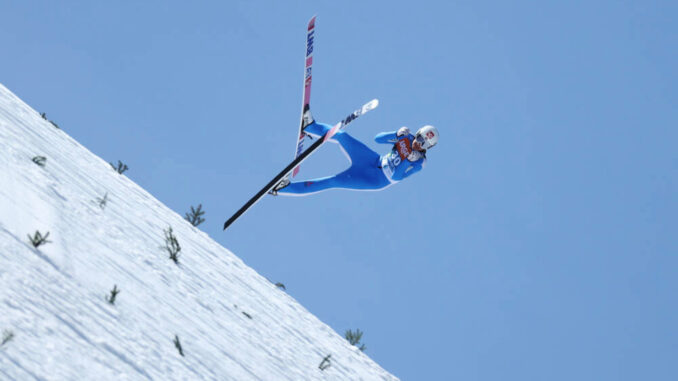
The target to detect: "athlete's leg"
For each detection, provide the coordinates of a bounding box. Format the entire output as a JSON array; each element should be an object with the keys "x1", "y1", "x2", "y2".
[
  {"x1": 278, "y1": 121, "x2": 389, "y2": 196},
  {"x1": 331, "y1": 132, "x2": 381, "y2": 167},
  {"x1": 277, "y1": 165, "x2": 390, "y2": 196},
  {"x1": 303, "y1": 121, "x2": 332, "y2": 138},
  {"x1": 305, "y1": 121, "x2": 380, "y2": 165},
  {"x1": 276, "y1": 174, "x2": 344, "y2": 195}
]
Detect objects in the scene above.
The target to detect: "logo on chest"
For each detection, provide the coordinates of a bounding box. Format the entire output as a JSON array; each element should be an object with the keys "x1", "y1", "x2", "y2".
[{"x1": 395, "y1": 138, "x2": 413, "y2": 160}]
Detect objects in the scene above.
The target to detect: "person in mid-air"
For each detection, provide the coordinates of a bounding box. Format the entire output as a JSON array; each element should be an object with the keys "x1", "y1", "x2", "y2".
[{"x1": 271, "y1": 121, "x2": 439, "y2": 196}]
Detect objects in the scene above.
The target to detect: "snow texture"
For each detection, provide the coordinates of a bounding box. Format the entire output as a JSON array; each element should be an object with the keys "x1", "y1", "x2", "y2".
[{"x1": 0, "y1": 83, "x2": 398, "y2": 381}]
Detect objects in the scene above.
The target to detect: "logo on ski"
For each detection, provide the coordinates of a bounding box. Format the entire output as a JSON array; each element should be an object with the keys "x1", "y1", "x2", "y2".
[
  {"x1": 295, "y1": 16, "x2": 317, "y2": 178},
  {"x1": 306, "y1": 30, "x2": 314, "y2": 56}
]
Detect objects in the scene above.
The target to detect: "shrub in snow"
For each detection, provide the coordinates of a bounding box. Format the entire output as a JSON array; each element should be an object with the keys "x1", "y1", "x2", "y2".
[
  {"x1": 32, "y1": 156, "x2": 46, "y2": 167},
  {"x1": 174, "y1": 335, "x2": 184, "y2": 357},
  {"x1": 275, "y1": 282, "x2": 286, "y2": 291},
  {"x1": 345, "y1": 329, "x2": 366, "y2": 352},
  {"x1": 96, "y1": 192, "x2": 109, "y2": 209},
  {"x1": 1, "y1": 330, "x2": 14, "y2": 346},
  {"x1": 162, "y1": 227, "x2": 181, "y2": 264},
  {"x1": 28, "y1": 231, "x2": 51, "y2": 248},
  {"x1": 40, "y1": 112, "x2": 59, "y2": 129},
  {"x1": 184, "y1": 204, "x2": 205, "y2": 227},
  {"x1": 109, "y1": 160, "x2": 128, "y2": 174},
  {"x1": 106, "y1": 285, "x2": 120, "y2": 305},
  {"x1": 319, "y1": 354, "x2": 332, "y2": 371}
]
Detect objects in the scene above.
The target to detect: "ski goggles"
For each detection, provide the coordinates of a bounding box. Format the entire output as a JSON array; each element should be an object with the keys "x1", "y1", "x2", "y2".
[{"x1": 415, "y1": 134, "x2": 428, "y2": 148}]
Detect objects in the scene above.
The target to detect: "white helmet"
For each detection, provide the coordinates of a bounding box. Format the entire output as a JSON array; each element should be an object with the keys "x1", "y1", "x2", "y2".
[{"x1": 415, "y1": 125, "x2": 439, "y2": 149}]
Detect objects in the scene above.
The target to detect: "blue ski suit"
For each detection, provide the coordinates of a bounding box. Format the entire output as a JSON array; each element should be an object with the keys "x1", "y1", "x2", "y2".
[{"x1": 277, "y1": 122, "x2": 426, "y2": 195}]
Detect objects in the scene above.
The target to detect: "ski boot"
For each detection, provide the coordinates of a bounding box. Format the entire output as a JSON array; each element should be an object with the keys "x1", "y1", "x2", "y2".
[{"x1": 268, "y1": 177, "x2": 290, "y2": 196}]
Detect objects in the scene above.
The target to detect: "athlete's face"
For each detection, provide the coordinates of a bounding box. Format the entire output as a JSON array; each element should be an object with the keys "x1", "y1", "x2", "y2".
[{"x1": 412, "y1": 140, "x2": 424, "y2": 151}]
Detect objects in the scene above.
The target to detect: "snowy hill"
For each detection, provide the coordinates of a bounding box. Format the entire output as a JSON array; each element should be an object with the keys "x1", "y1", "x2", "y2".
[{"x1": 0, "y1": 84, "x2": 397, "y2": 381}]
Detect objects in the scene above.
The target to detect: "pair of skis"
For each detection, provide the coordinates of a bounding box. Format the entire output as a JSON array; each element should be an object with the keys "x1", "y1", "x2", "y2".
[{"x1": 223, "y1": 16, "x2": 378, "y2": 231}]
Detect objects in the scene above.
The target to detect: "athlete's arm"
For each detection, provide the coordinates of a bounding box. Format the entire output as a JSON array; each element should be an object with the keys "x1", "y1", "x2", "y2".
[{"x1": 374, "y1": 131, "x2": 398, "y2": 144}]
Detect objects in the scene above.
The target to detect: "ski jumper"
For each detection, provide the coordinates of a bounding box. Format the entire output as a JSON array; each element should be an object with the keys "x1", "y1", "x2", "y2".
[{"x1": 277, "y1": 122, "x2": 425, "y2": 195}]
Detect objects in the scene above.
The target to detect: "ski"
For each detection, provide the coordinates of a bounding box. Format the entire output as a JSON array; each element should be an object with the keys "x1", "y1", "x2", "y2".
[
  {"x1": 292, "y1": 15, "x2": 317, "y2": 178},
  {"x1": 223, "y1": 99, "x2": 379, "y2": 231}
]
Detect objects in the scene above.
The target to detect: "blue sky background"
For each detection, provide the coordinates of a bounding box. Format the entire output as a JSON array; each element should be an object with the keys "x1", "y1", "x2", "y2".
[{"x1": 2, "y1": 1, "x2": 676, "y2": 379}]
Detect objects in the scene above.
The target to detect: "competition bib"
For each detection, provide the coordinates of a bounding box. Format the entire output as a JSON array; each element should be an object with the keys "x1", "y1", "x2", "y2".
[
  {"x1": 395, "y1": 137, "x2": 412, "y2": 160},
  {"x1": 381, "y1": 137, "x2": 412, "y2": 181}
]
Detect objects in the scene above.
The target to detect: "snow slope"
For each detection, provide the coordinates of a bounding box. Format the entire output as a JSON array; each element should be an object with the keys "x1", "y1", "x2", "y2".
[{"x1": 0, "y1": 84, "x2": 398, "y2": 381}]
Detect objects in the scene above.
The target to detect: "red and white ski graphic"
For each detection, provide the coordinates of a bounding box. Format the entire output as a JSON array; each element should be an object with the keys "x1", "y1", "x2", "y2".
[{"x1": 292, "y1": 15, "x2": 316, "y2": 178}]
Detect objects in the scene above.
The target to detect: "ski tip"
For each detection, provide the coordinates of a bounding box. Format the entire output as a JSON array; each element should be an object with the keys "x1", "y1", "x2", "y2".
[
  {"x1": 308, "y1": 15, "x2": 317, "y2": 30},
  {"x1": 364, "y1": 99, "x2": 379, "y2": 112}
]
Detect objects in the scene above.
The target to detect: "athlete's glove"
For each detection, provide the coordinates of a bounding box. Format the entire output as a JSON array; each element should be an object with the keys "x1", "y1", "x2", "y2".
[{"x1": 396, "y1": 126, "x2": 411, "y2": 137}]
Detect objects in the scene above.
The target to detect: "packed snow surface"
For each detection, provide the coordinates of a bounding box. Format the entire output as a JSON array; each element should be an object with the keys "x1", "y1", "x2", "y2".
[{"x1": 0, "y1": 83, "x2": 398, "y2": 381}]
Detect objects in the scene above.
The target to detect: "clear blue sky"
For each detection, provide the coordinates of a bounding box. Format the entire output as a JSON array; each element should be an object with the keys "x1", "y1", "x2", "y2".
[{"x1": 2, "y1": 1, "x2": 676, "y2": 379}]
